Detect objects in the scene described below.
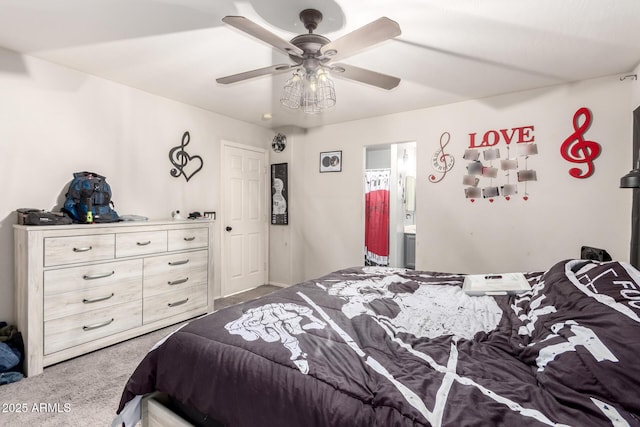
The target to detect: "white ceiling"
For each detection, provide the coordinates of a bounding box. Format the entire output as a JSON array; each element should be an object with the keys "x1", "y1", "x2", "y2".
[{"x1": 1, "y1": 0, "x2": 639, "y2": 130}]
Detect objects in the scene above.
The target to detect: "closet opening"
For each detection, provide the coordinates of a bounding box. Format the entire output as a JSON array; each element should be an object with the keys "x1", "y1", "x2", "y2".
[{"x1": 364, "y1": 141, "x2": 417, "y2": 268}]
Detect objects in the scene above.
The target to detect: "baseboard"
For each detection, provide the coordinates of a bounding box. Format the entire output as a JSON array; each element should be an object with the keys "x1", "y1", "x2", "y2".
[{"x1": 267, "y1": 281, "x2": 288, "y2": 288}]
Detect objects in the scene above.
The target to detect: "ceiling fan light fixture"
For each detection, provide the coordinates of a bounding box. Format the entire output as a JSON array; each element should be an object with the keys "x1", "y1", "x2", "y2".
[
  {"x1": 219, "y1": 10, "x2": 401, "y2": 115},
  {"x1": 314, "y1": 69, "x2": 336, "y2": 110},
  {"x1": 280, "y1": 68, "x2": 335, "y2": 114},
  {"x1": 281, "y1": 71, "x2": 303, "y2": 109}
]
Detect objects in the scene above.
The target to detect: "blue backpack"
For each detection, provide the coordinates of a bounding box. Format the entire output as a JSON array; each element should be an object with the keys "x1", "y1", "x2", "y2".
[{"x1": 63, "y1": 172, "x2": 119, "y2": 223}]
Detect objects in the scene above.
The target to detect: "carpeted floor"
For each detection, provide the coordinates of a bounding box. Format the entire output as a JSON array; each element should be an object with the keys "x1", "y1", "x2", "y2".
[{"x1": 0, "y1": 284, "x2": 280, "y2": 427}]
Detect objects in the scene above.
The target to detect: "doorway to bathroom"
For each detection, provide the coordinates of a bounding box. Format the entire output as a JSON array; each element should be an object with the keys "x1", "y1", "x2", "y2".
[{"x1": 364, "y1": 141, "x2": 417, "y2": 269}]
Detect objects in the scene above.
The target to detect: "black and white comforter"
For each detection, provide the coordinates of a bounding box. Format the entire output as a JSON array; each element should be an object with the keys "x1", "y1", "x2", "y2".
[{"x1": 114, "y1": 259, "x2": 640, "y2": 426}]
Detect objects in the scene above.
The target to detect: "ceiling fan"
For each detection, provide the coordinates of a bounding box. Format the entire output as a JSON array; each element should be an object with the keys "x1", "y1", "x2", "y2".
[{"x1": 216, "y1": 9, "x2": 402, "y2": 91}]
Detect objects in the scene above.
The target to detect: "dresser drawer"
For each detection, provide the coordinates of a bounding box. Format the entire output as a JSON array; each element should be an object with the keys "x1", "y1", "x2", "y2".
[
  {"x1": 143, "y1": 250, "x2": 208, "y2": 297},
  {"x1": 44, "y1": 273, "x2": 142, "y2": 322},
  {"x1": 116, "y1": 230, "x2": 167, "y2": 258},
  {"x1": 44, "y1": 301, "x2": 142, "y2": 355},
  {"x1": 168, "y1": 228, "x2": 208, "y2": 251},
  {"x1": 44, "y1": 234, "x2": 115, "y2": 267},
  {"x1": 15, "y1": 220, "x2": 213, "y2": 377},
  {"x1": 44, "y1": 259, "x2": 142, "y2": 296},
  {"x1": 143, "y1": 284, "x2": 207, "y2": 324}
]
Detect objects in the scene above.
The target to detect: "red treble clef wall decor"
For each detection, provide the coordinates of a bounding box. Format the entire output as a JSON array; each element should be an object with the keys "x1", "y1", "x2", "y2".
[
  {"x1": 429, "y1": 131, "x2": 455, "y2": 183},
  {"x1": 560, "y1": 107, "x2": 601, "y2": 179}
]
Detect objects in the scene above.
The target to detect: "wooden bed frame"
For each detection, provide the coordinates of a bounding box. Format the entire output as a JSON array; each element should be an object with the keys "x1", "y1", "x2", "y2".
[{"x1": 142, "y1": 393, "x2": 194, "y2": 427}]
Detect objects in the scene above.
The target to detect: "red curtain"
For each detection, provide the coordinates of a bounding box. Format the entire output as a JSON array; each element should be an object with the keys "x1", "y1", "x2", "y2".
[{"x1": 365, "y1": 170, "x2": 390, "y2": 266}]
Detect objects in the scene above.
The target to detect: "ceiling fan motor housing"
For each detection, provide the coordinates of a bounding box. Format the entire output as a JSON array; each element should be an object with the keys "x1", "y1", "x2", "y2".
[
  {"x1": 289, "y1": 9, "x2": 332, "y2": 69},
  {"x1": 289, "y1": 34, "x2": 330, "y2": 64},
  {"x1": 299, "y1": 9, "x2": 323, "y2": 33}
]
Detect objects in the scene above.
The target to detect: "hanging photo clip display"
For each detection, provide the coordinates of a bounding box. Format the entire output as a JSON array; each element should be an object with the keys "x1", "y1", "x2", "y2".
[{"x1": 462, "y1": 124, "x2": 538, "y2": 202}]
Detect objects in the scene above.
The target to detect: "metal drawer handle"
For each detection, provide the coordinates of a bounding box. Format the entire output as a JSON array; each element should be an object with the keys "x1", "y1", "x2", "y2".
[
  {"x1": 168, "y1": 259, "x2": 189, "y2": 266},
  {"x1": 82, "y1": 318, "x2": 114, "y2": 331},
  {"x1": 136, "y1": 240, "x2": 152, "y2": 246},
  {"x1": 168, "y1": 298, "x2": 189, "y2": 308},
  {"x1": 82, "y1": 293, "x2": 115, "y2": 304},
  {"x1": 168, "y1": 277, "x2": 189, "y2": 286},
  {"x1": 183, "y1": 236, "x2": 196, "y2": 242},
  {"x1": 83, "y1": 271, "x2": 115, "y2": 280},
  {"x1": 73, "y1": 246, "x2": 93, "y2": 253}
]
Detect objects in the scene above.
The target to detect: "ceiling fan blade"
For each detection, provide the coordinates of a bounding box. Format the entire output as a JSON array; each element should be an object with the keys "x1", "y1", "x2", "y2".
[
  {"x1": 330, "y1": 63, "x2": 400, "y2": 90},
  {"x1": 320, "y1": 17, "x2": 401, "y2": 62},
  {"x1": 222, "y1": 16, "x2": 304, "y2": 57},
  {"x1": 217, "y1": 64, "x2": 294, "y2": 84}
]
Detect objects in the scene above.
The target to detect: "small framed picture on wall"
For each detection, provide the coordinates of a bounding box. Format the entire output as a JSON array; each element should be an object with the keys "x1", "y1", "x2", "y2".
[{"x1": 320, "y1": 151, "x2": 342, "y2": 173}]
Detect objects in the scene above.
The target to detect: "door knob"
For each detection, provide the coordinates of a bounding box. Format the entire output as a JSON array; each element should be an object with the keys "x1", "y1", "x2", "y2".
[{"x1": 225, "y1": 226, "x2": 232, "y2": 232}]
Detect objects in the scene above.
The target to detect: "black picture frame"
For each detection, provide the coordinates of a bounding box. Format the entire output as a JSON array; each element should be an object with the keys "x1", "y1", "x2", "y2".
[
  {"x1": 320, "y1": 150, "x2": 342, "y2": 173},
  {"x1": 271, "y1": 163, "x2": 288, "y2": 225}
]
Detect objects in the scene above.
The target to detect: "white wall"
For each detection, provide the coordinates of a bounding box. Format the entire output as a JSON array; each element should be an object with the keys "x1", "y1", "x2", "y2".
[
  {"x1": 0, "y1": 48, "x2": 272, "y2": 325},
  {"x1": 633, "y1": 64, "x2": 640, "y2": 112},
  {"x1": 286, "y1": 75, "x2": 635, "y2": 283},
  {"x1": 268, "y1": 128, "x2": 295, "y2": 287},
  {"x1": 2, "y1": 48, "x2": 638, "y2": 324}
]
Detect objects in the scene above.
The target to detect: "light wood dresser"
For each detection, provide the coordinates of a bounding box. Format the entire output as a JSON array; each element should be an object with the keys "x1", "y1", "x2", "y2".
[{"x1": 14, "y1": 220, "x2": 214, "y2": 376}]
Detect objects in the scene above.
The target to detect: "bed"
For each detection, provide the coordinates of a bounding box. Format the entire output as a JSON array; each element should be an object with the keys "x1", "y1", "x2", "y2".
[{"x1": 113, "y1": 259, "x2": 640, "y2": 426}]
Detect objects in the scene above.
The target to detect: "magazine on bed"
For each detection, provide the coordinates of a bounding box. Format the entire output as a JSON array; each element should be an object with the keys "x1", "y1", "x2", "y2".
[{"x1": 462, "y1": 272, "x2": 531, "y2": 295}]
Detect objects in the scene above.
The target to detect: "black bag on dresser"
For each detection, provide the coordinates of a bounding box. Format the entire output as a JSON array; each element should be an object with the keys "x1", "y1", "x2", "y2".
[
  {"x1": 16, "y1": 209, "x2": 72, "y2": 226},
  {"x1": 62, "y1": 171, "x2": 120, "y2": 223}
]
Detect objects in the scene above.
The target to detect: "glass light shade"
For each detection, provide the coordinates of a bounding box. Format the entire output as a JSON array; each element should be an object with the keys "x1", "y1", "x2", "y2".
[
  {"x1": 315, "y1": 69, "x2": 336, "y2": 110},
  {"x1": 280, "y1": 68, "x2": 335, "y2": 114},
  {"x1": 280, "y1": 72, "x2": 303, "y2": 109},
  {"x1": 301, "y1": 71, "x2": 321, "y2": 114}
]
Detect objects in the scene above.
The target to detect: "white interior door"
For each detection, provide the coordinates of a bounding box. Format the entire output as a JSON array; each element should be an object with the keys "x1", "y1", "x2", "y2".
[{"x1": 222, "y1": 143, "x2": 268, "y2": 296}]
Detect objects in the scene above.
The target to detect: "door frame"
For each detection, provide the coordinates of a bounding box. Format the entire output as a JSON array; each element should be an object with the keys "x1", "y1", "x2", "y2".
[
  {"x1": 220, "y1": 140, "x2": 269, "y2": 297},
  {"x1": 363, "y1": 141, "x2": 417, "y2": 268}
]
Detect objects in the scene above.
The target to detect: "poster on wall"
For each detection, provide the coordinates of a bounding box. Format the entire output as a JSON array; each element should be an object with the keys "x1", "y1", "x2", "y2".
[
  {"x1": 320, "y1": 151, "x2": 342, "y2": 172},
  {"x1": 271, "y1": 163, "x2": 288, "y2": 225}
]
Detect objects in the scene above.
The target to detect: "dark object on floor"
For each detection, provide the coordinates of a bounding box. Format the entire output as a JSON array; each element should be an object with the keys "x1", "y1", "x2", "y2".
[
  {"x1": 0, "y1": 371, "x2": 24, "y2": 385},
  {"x1": 0, "y1": 322, "x2": 24, "y2": 384},
  {"x1": 0, "y1": 343, "x2": 19, "y2": 371}
]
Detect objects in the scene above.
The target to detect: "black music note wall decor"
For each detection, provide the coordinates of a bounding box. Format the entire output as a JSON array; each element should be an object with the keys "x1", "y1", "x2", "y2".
[
  {"x1": 429, "y1": 131, "x2": 455, "y2": 183},
  {"x1": 169, "y1": 131, "x2": 204, "y2": 182},
  {"x1": 560, "y1": 107, "x2": 601, "y2": 179}
]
